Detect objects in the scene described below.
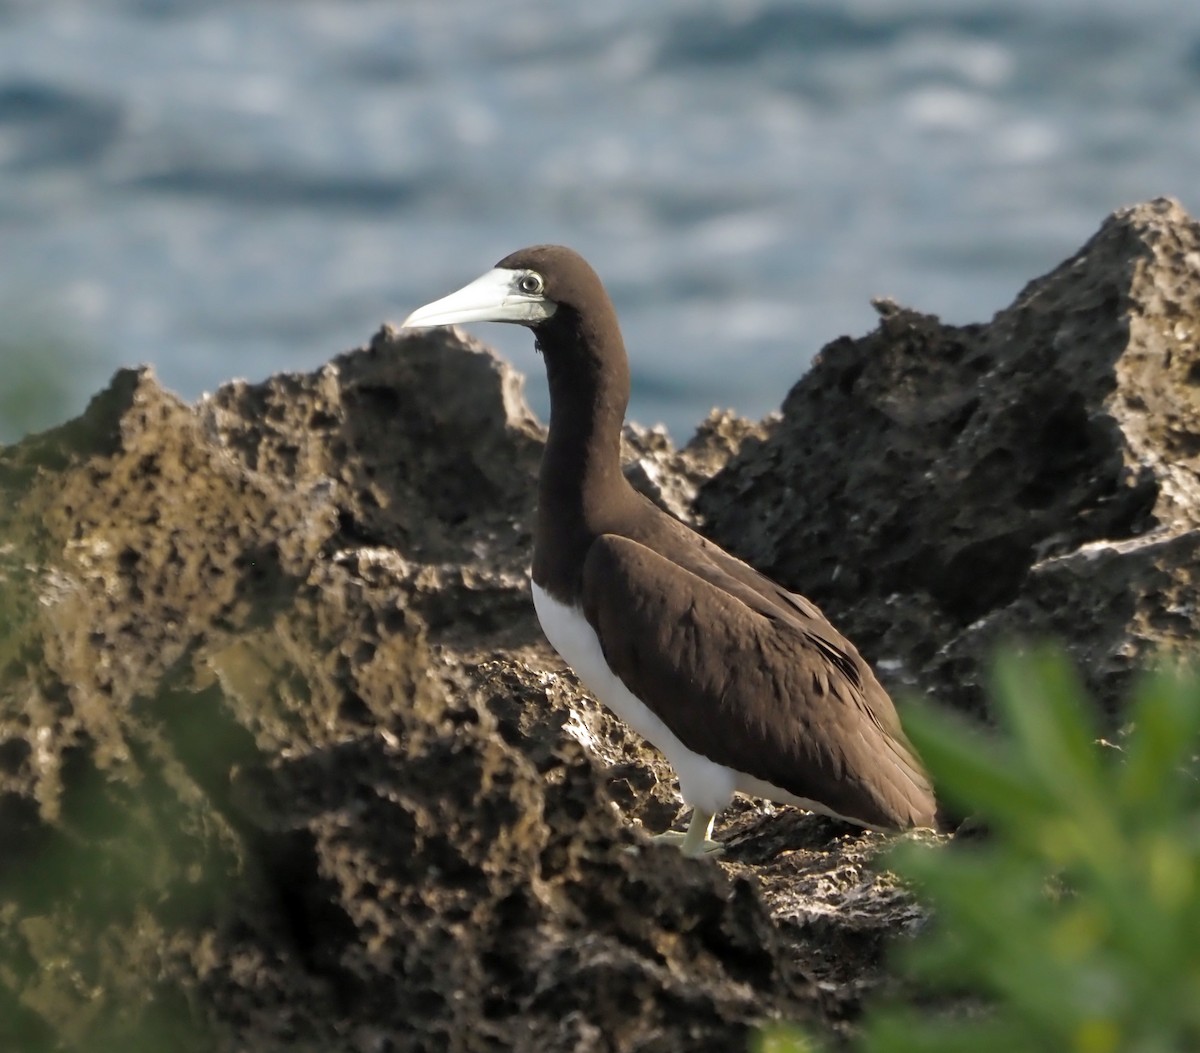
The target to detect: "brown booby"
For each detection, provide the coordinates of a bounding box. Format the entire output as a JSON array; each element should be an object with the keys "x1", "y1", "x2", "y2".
[{"x1": 402, "y1": 245, "x2": 936, "y2": 855}]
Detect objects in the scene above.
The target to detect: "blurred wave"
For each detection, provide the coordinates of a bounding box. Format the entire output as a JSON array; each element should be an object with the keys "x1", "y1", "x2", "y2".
[{"x1": 1, "y1": 0, "x2": 1197, "y2": 438}]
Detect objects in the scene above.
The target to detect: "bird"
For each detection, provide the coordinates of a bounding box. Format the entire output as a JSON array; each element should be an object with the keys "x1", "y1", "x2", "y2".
[{"x1": 402, "y1": 245, "x2": 936, "y2": 855}]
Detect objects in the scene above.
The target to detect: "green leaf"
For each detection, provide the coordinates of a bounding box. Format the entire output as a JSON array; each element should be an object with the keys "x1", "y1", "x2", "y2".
[
  {"x1": 752, "y1": 1024, "x2": 824, "y2": 1053},
  {"x1": 899, "y1": 696, "x2": 1051, "y2": 834},
  {"x1": 1118, "y1": 665, "x2": 1200, "y2": 823},
  {"x1": 988, "y1": 649, "x2": 1107, "y2": 813}
]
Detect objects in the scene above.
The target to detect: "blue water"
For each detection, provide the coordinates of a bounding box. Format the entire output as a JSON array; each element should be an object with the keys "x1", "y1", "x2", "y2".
[{"x1": 2, "y1": 0, "x2": 1198, "y2": 440}]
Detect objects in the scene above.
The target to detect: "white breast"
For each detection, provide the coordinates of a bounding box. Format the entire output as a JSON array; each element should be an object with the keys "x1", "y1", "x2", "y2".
[
  {"x1": 531, "y1": 579, "x2": 737, "y2": 816},
  {"x1": 530, "y1": 579, "x2": 875, "y2": 827}
]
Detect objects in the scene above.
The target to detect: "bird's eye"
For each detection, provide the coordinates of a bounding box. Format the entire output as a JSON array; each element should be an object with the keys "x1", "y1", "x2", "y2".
[{"x1": 518, "y1": 272, "x2": 545, "y2": 295}]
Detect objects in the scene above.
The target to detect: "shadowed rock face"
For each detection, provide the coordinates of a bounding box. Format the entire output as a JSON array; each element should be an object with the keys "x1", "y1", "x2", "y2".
[
  {"x1": 1, "y1": 198, "x2": 1198, "y2": 1050},
  {"x1": 698, "y1": 196, "x2": 1200, "y2": 718}
]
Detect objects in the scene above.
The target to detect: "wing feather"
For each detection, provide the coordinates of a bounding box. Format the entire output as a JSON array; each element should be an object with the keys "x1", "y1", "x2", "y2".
[{"x1": 581, "y1": 533, "x2": 935, "y2": 829}]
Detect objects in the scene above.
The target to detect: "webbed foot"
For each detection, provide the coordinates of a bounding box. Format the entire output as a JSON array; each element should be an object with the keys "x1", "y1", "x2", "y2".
[{"x1": 651, "y1": 809, "x2": 722, "y2": 857}]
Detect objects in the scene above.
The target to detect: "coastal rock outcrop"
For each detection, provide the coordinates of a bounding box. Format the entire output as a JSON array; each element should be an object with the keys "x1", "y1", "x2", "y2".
[
  {"x1": 699, "y1": 196, "x2": 1200, "y2": 719},
  {"x1": 1, "y1": 197, "x2": 1197, "y2": 1050}
]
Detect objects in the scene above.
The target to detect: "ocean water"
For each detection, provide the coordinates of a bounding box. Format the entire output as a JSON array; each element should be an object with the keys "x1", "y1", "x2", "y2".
[{"x1": 2, "y1": 0, "x2": 1198, "y2": 440}]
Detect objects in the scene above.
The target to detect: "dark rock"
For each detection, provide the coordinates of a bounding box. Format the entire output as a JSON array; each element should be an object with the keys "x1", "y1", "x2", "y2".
[
  {"x1": 622, "y1": 410, "x2": 773, "y2": 523},
  {"x1": 0, "y1": 329, "x2": 822, "y2": 1052},
  {"x1": 698, "y1": 196, "x2": 1200, "y2": 718},
  {"x1": 2, "y1": 197, "x2": 1199, "y2": 1050}
]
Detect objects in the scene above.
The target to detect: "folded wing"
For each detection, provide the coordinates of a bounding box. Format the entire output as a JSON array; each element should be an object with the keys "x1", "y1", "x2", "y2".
[{"x1": 581, "y1": 533, "x2": 936, "y2": 829}]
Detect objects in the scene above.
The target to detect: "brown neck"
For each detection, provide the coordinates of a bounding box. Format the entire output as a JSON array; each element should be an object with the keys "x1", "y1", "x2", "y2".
[{"x1": 531, "y1": 312, "x2": 637, "y2": 600}]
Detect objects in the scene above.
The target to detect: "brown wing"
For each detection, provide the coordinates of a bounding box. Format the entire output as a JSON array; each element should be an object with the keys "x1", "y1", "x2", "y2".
[{"x1": 581, "y1": 533, "x2": 936, "y2": 829}]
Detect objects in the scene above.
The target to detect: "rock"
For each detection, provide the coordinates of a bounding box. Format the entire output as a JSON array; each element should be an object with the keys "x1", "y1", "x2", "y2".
[
  {"x1": 3, "y1": 198, "x2": 1199, "y2": 1050},
  {"x1": 0, "y1": 329, "x2": 822, "y2": 1052},
  {"x1": 697, "y1": 196, "x2": 1200, "y2": 718},
  {"x1": 622, "y1": 411, "x2": 773, "y2": 524}
]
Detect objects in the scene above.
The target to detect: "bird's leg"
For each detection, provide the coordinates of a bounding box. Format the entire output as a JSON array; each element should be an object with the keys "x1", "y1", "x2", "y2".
[
  {"x1": 681, "y1": 808, "x2": 719, "y2": 856},
  {"x1": 651, "y1": 808, "x2": 722, "y2": 857}
]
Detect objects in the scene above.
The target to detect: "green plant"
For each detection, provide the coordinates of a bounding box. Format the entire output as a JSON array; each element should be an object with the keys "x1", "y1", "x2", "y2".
[
  {"x1": 752, "y1": 1024, "x2": 822, "y2": 1053},
  {"x1": 760, "y1": 648, "x2": 1200, "y2": 1053},
  {"x1": 0, "y1": 329, "x2": 88, "y2": 444}
]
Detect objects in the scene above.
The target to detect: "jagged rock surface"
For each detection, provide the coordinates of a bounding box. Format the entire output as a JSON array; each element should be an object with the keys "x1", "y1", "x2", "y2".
[
  {"x1": 698, "y1": 196, "x2": 1200, "y2": 718},
  {"x1": 0, "y1": 331, "x2": 824, "y2": 1053},
  {"x1": 2, "y1": 198, "x2": 1199, "y2": 1051}
]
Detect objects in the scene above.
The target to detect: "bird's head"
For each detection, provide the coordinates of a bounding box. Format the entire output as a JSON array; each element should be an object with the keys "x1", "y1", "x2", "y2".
[{"x1": 401, "y1": 245, "x2": 617, "y2": 338}]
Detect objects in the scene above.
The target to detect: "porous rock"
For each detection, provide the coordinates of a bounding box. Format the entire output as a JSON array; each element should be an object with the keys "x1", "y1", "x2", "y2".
[
  {"x1": 698, "y1": 196, "x2": 1200, "y2": 718},
  {"x1": 0, "y1": 329, "x2": 818, "y2": 1052}
]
